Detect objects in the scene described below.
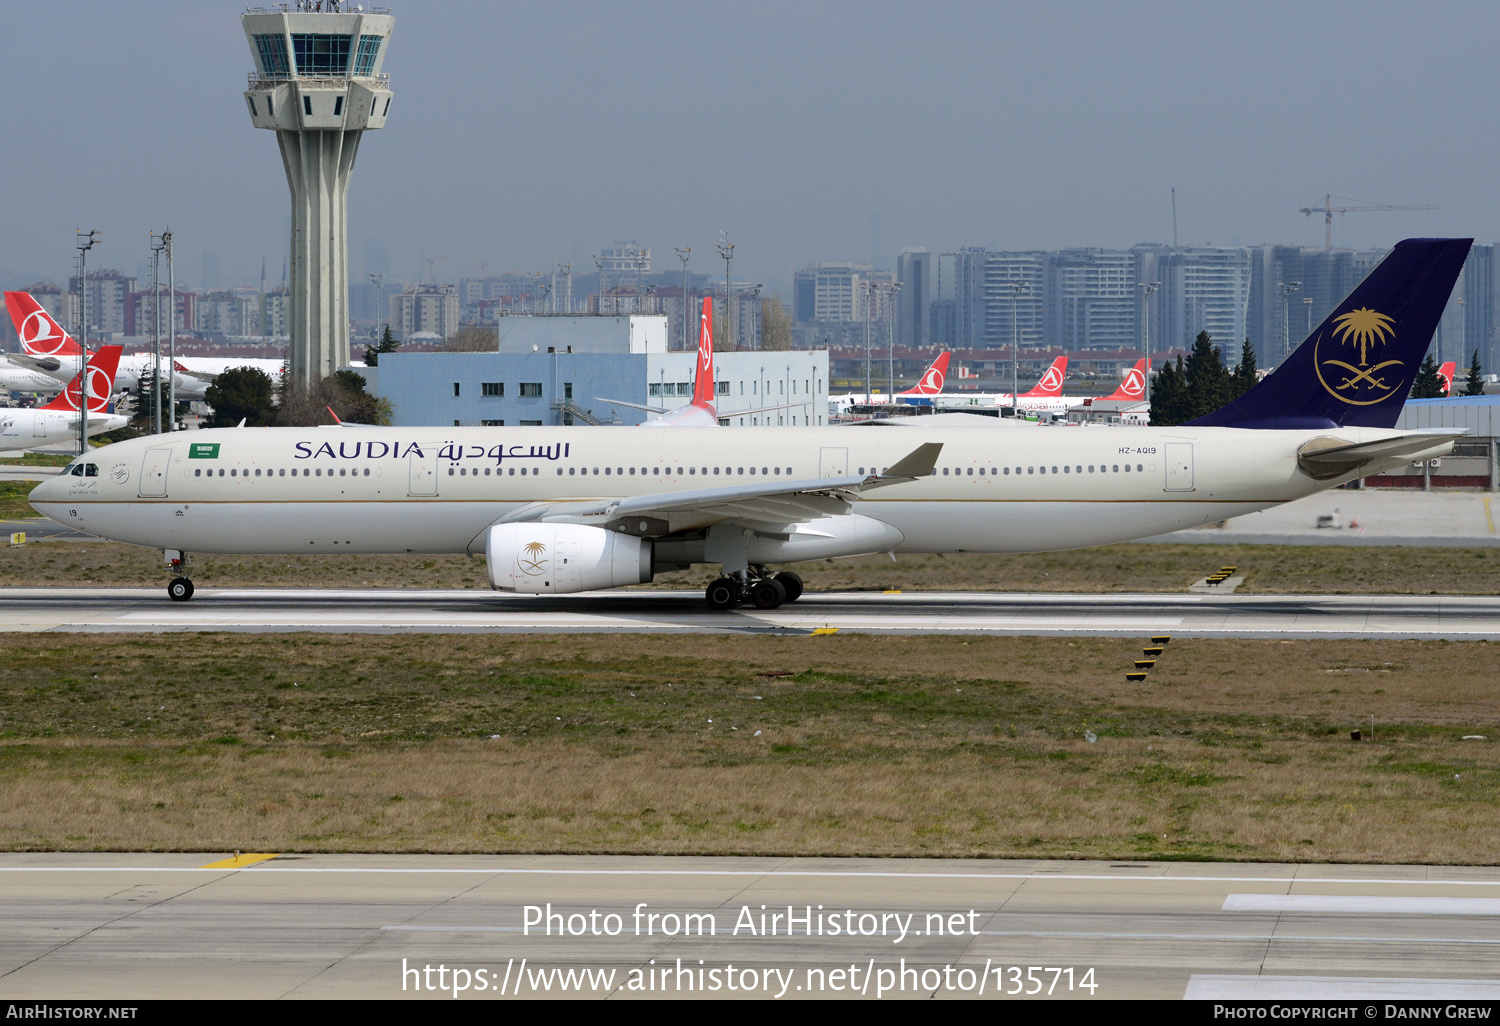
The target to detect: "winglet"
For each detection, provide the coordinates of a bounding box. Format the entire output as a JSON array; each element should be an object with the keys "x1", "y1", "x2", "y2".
[{"x1": 869, "y1": 441, "x2": 944, "y2": 482}]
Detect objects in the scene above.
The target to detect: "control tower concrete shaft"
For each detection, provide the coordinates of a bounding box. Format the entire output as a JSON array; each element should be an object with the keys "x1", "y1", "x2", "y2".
[{"x1": 242, "y1": 4, "x2": 393, "y2": 385}]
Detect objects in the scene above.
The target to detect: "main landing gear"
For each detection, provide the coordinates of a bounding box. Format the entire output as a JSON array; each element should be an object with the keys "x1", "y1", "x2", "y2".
[
  {"x1": 165, "y1": 549, "x2": 195, "y2": 602},
  {"x1": 704, "y1": 568, "x2": 803, "y2": 611}
]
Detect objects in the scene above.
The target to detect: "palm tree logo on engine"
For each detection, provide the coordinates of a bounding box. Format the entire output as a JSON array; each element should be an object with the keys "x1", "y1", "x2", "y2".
[{"x1": 517, "y1": 541, "x2": 549, "y2": 576}]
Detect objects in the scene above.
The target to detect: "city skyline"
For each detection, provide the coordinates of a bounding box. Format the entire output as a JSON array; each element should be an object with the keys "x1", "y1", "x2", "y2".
[{"x1": 0, "y1": 1, "x2": 1494, "y2": 295}]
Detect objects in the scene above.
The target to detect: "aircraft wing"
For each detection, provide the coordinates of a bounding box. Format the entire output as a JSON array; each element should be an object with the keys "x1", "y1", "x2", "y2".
[{"x1": 492, "y1": 442, "x2": 943, "y2": 535}]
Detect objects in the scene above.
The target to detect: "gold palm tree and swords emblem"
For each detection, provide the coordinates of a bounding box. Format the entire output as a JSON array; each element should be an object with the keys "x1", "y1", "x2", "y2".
[
  {"x1": 1314, "y1": 307, "x2": 1403, "y2": 405},
  {"x1": 517, "y1": 540, "x2": 549, "y2": 576}
]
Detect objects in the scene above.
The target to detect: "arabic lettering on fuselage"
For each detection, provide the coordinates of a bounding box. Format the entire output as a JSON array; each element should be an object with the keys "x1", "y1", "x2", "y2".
[{"x1": 292, "y1": 439, "x2": 572, "y2": 466}]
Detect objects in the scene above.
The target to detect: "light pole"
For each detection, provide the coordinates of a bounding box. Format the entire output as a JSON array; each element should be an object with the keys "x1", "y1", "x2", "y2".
[
  {"x1": 74, "y1": 229, "x2": 100, "y2": 454},
  {"x1": 1303, "y1": 297, "x2": 1314, "y2": 340},
  {"x1": 860, "y1": 280, "x2": 876, "y2": 397},
  {"x1": 150, "y1": 231, "x2": 167, "y2": 434},
  {"x1": 716, "y1": 234, "x2": 734, "y2": 351},
  {"x1": 1278, "y1": 280, "x2": 1301, "y2": 364},
  {"x1": 1138, "y1": 280, "x2": 1160, "y2": 405},
  {"x1": 880, "y1": 281, "x2": 902, "y2": 397},
  {"x1": 1009, "y1": 280, "x2": 1029, "y2": 416},
  {"x1": 674, "y1": 246, "x2": 691, "y2": 351},
  {"x1": 592, "y1": 255, "x2": 606, "y2": 315},
  {"x1": 162, "y1": 229, "x2": 175, "y2": 430},
  {"x1": 368, "y1": 272, "x2": 385, "y2": 343}
]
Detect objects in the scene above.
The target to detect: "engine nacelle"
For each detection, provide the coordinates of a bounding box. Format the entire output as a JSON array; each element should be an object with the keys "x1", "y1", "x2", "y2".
[{"x1": 485, "y1": 523, "x2": 652, "y2": 594}]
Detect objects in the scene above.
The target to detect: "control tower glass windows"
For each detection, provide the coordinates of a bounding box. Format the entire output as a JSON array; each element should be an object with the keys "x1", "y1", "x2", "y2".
[
  {"x1": 354, "y1": 35, "x2": 382, "y2": 76},
  {"x1": 291, "y1": 34, "x2": 352, "y2": 77},
  {"x1": 255, "y1": 34, "x2": 290, "y2": 77}
]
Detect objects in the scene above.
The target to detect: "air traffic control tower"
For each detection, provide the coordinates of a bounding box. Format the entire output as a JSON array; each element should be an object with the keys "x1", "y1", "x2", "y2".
[{"x1": 241, "y1": 3, "x2": 394, "y2": 384}]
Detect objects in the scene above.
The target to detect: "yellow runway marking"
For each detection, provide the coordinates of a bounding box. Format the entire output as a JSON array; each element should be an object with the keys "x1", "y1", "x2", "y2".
[
  {"x1": 882, "y1": 589, "x2": 903, "y2": 594},
  {"x1": 1486, "y1": 497, "x2": 1495, "y2": 536},
  {"x1": 811, "y1": 627, "x2": 839, "y2": 635},
  {"x1": 199, "y1": 853, "x2": 280, "y2": 869}
]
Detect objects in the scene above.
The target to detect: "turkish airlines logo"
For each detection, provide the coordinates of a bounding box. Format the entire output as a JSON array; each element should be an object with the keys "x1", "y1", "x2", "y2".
[
  {"x1": 917, "y1": 366, "x2": 945, "y2": 393},
  {"x1": 20, "y1": 309, "x2": 68, "y2": 356},
  {"x1": 698, "y1": 311, "x2": 712, "y2": 372},
  {"x1": 61, "y1": 367, "x2": 113, "y2": 412},
  {"x1": 1037, "y1": 365, "x2": 1064, "y2": 393},
  {"x1": 1118, "y1": 367, "x2": 1145, "y2": 398}
]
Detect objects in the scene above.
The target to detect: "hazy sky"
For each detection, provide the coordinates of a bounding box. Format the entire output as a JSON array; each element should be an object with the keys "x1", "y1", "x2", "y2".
[{"x1": 2, "y1": 0, "x2": 1495, "y2": 294}]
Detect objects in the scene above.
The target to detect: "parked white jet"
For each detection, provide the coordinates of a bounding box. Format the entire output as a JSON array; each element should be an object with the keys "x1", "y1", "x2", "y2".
[
  {"x1": 0, "y1": 346, "x2": 128, "y2": 452},
  {"x1": 3, "y1": 291, "x2": 285, "y2": 400},
  {"x1": 28, "y1": 240, "x2": 1473, "y2": 611}
]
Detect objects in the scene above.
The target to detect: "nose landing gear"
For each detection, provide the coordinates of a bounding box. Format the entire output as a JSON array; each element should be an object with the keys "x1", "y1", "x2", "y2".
[{"x1": 165, "y1": 549, "x2": 195, "y2": 602}]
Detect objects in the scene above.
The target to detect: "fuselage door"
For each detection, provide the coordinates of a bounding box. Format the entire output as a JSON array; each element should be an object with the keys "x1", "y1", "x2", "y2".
[
  {"x1": 819, "y1": 447, "x2": 848, "y2": 477},
  {"x1": 409, "y1": 454, "x2": 438, "y2": 496},
  {"x1": 1164, "y1": 442, "x2": 1194, "y2": 491},
  {"x1": 34, "y1": 413, "x2": 50, "y2": 438},
  {"x1": 139, "y1": 447, "x2": 172, "y2": 497}
]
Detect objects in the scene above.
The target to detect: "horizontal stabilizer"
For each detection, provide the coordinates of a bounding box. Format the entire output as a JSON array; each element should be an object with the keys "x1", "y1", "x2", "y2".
[{"x1": 1296, "y1": 429, "x2": 1464, "y2": 479}]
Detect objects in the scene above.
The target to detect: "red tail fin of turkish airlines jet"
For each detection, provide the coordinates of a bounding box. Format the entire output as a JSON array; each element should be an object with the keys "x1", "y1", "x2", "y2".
[
  {"x1": 1439, "y1": 361, "x2": 1456, "y2": 395},
  {"x1": 1103, "y1": 358, "x2": 1149, "y2": 401},
  {"x1": 691, "y1": 296, "x2": 716, "y2": 411},
  {"x1": 40, "y1": 345, "x2": 122, "y2": 414},
  {"x1": 1021, "y1": 355, "x2": 1068, "y2": 396},
  {"x1": 4, "y1": 291, "x2": 82, "y2": 357},
  {"x1": 898, "y1": 351, "x2": 951, "y2": 396}
]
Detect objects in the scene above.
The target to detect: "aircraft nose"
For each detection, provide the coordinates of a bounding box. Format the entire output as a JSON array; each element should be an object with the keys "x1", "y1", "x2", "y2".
[{"x1": 28, "y1": 475, "x2": 64, "y2": 513}]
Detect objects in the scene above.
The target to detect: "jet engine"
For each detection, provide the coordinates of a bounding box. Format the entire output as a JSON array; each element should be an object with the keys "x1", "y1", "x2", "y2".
[{"x1": 485, "y1": 523, "x2": 652, "y2": 594}]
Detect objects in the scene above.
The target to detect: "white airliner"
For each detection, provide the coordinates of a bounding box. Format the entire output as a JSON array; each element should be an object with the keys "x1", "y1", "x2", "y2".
[
  {"x1": 1, "y1": 346, "x2": 128, "y2": 452},
  {"x1": 3, "y1": 292, "x2": 286, "y2": 400},
  {"x1": 28, "y1": 240, "x2": 1473, "y2": 611},
  {"x1": 0, "y1": 356, "x2": 68, "y2": 394},
  {"x1": 828, "y1": 351, "x2": 953, "y2": 412},
  {"x1": 932, "y1": 355, "x2": 1090, "y2": 414}
]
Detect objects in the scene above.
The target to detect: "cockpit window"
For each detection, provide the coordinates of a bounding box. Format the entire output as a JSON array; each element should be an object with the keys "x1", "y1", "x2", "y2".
[{"x1": 85, "y1": 463, "x2": 98, "y2": 477}]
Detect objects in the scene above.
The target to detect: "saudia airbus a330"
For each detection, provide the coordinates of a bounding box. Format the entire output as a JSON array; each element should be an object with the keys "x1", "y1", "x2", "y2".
[{"x1": 29, "y1": 238, "x2": 1472, "y2": 609}]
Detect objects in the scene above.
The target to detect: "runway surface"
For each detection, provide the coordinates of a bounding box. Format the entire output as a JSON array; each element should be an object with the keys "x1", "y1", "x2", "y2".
[
  {"x1": 2, "y1": 853, "x2": 1498, "y2": 1000},
  {"x1": 5, "y1": 586, "x2": 1500, "y2": 639}
]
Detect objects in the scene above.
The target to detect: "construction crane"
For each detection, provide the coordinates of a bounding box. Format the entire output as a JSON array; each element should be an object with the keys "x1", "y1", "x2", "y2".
[{"x1": 1299, "y1": 194, "x2": 1439, "y2": 252}]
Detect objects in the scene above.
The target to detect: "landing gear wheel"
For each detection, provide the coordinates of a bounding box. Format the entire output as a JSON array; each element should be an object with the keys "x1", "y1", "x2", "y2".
[
  {"x1": 749, "y1": 577, "x2": 787, "y2": 610},
  {"x1": 773, "y1": 571, "x2": 804, "y2": 603},
  {"x1": 705, "y1": 577, "x2": 740, "y2": 611},
  {"x1": 167, "y1": 578, "x2": 195, "y2": 602}
]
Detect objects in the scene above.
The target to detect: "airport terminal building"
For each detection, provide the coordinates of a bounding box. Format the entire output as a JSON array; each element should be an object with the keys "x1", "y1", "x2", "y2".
[{"x1": 363, "y1": 315, "x2": 829, "y2": 428}]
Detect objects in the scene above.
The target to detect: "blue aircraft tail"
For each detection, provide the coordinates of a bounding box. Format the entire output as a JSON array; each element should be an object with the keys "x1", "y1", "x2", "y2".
[{"x1": 1188, "y1": 238, "x2": 1472, "y2": 429}]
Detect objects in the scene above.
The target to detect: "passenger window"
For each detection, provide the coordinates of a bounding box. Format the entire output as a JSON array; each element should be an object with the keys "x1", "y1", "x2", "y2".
[
  {"x1": 966, "y1": 468, "x2": 972, "y2": 476},
  {"x1": 340, "y1": 468, "x2": 347, "y2": 477},
  {"x1": 1063, "y1": 466, "x2": 1069, "y2": 474},
  {"x1": 1137, "y1": 464, "x2": 1143, "y2": 472},
  {"x1": 1003, "y1": 467, "x2": 1009, "y2": 475},
  {"x1": 1052, "y1": 466, "x2": 1058, "y2": 474},
  {"x1": 605, "y1": 467, "x2": 611, "y2": 475},
  {"x1": 195, "y1": 469, "x2": 202, "y2": 477},
  {"x1": 1039, "y1": 467, "x2": 1046, "y2": 475},
  {"x1": 1113, "y1": 465, "x2": 1119, "y2": 472},
  {"x1": 220, "y1": 469, "x2": 226, "y2": 477},
  {"x1": 689, "y1": 468, "x2": 696, "y2": 475},
  {"x1": 1028, "y1": 467, "x2": 1034, "y2": 475},
  {"x1": 569, "y1": 468, "x2": 575, "y2": 475}
]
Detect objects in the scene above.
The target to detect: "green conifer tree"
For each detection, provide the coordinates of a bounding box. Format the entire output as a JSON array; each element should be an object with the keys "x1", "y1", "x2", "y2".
[{"x1": 1409, "y1": 354, "x2": 1445, "y2": 399}]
